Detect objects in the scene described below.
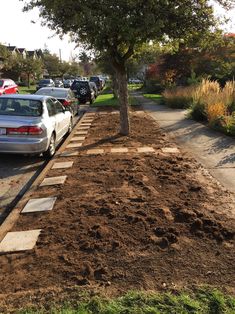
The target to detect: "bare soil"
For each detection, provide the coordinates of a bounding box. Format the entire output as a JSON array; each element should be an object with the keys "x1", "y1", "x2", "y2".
[{"x1": 0, "y1": 111, "x2": 234, "y2": 312}]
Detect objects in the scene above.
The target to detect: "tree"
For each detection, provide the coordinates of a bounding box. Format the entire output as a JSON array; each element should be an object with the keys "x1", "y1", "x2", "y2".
[
  {"x1": 21, "y1": 57, "x2": 43, "y2": 88},
  {"x1": 42, "y1": 52, "x2": 61, "y2": 77},
  {"x1": 23, "y1": 0, "x2": 234, "y2": 135}
]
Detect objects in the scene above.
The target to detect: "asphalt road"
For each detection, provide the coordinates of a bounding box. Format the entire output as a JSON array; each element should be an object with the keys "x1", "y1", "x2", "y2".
[{"x1": 0, "y1": 111, "x2": 85, "y2": 221}]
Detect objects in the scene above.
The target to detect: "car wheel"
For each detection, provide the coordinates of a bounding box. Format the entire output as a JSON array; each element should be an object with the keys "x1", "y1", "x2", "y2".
[
  {"x1": 43, "y1": 133, "x2": 56, "y2": 158},
  {"x1": 67, "y1": 118, "x2": 73, "y2": 134}
]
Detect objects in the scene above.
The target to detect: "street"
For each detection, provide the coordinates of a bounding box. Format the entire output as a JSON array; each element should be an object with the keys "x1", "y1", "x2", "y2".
[{"x1": 0, "y1": 111, "x2": 84, "y2": 221}]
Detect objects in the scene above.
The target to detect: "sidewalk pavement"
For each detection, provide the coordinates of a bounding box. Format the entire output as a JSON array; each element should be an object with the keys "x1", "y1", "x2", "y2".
[{"x1": 133, "y1": 92, "x2": 235, "y2": 194}]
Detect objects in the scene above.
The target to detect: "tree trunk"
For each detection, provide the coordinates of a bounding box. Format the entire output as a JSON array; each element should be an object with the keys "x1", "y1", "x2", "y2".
[
  {"x1": 112, "y1": 73, "x2": 119, "y2": 99},
  {"x1": 114, "y1": 62, "x2": 130, "y2": 136}
]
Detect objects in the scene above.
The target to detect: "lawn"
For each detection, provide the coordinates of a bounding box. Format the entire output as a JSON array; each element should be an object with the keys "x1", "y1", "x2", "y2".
[
  {"x1": 93, "y1": 93, "x2": 139, "y2": 107},
  {"x1": 19, "y1": 85, "x2": 37, "y2": 94},
  {"x1": 128, "y1": 83, "x2": 143, "y2": 91},
  {"x1": 143, "y1": 93, "x2": 163, "y2": 103}
]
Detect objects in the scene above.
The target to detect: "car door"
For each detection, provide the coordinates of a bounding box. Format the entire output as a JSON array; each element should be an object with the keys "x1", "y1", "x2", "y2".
[
  {"x1": 4, "y1": 80, "x2": 11, "y2": 94},
  {"x1": 53, "y1": 99, "x2": 70, "y2": 140}
]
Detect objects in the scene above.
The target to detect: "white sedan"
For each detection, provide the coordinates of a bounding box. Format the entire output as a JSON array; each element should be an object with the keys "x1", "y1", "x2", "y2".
[{"x1": 0, "y1": 94, "x2": 73, "y2": 157}]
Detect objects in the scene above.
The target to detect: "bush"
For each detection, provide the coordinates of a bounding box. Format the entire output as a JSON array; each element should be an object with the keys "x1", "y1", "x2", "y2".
[
  {"x1": 163, "y1": 85, "x2": 195, "y2": 109},
  {"x1": 144, "y1": 79, "x2": 164, "y2": 93}
]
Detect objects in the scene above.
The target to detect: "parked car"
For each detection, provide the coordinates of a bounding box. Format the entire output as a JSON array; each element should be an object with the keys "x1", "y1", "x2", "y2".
[
  {"x1": 89, "y1": 76, "x2": 103, "y2": 91},
  {"x1": 35, "y1": 87, "x2": 79, "y2": 116},
  {"x1": 0, "y1": 94, "x2": 73, "y2": 157},
  {"x1": 54, "y1": 79, "x2": 64, "y2": 88},
  {"x1": 36, "y1": 79, "x2": 55, "y2": 91},
  {"x1": 71, "y1": 80, "x2": 95, "y2": 104},
  {"x1": 128, "y1": 78, "x2": 143, "y2": 84},
  {"x1": 63, "y1": 79, "x2": 73, "y2": 88},
  {"x1": 89, "y1": 81, "x2": 98, "y2": 98},
  {"x1": 0, "y1": 79, "x2": 18, "y2": 95}
]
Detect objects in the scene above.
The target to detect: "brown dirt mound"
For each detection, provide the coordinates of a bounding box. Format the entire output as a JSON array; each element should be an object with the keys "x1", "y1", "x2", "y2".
[{"x1": 0, "y1": 112, "x2": 234, "y2": 312}]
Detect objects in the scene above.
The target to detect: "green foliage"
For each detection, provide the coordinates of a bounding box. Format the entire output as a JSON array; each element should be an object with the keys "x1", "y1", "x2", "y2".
[{"x1": 18, "y1": 289, "x2": 235, "y2": 314}]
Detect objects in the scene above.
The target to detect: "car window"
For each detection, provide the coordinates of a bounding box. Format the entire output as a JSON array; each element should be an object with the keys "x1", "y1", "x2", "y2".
[
  {"x1": 54, "y1": 100, "x2": 64, "y2": 114},
  {"x1": 0, "y1": 80, "x2": 3, "y2": 87},
  {"x1": 72, "y1": 81, "x2": 88, "y2": 89},
  {"x1": 46, "y1": 99, "x2": 56, "y2": 116},
  {"x1": 39, "y1": 79, "x2": 50, "y2": 84},
  {"x1": 36, "y1": 89, "x2": 67, "y2": 98},
  {"x1": 0, "y1": 98, "x2": 42, "y2": 116}
]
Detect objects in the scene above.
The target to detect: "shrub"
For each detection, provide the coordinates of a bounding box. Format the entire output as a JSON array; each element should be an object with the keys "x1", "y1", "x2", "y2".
[
  {"x1": 206, "y1": 103, "x2": 226, "y2": 126},
  {"x1": 145, "y1": 79, "x2": 164, "y2": 93},
  {"x1": 163, "y1": 85, "x2": 195, "y2": 109}
]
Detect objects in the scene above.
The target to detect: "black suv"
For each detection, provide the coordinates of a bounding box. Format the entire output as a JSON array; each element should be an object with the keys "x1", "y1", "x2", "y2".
[{"x1": 71, "y1": 80, "x2": 95, "y2": 104}]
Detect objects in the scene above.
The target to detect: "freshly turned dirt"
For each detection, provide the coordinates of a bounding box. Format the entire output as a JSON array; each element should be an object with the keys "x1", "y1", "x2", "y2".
[{"x1": 0, "y1": 111, "x2": 234, "y2": 312}]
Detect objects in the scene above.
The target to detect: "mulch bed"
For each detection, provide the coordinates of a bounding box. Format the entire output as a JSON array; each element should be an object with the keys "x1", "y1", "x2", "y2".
[{"x1": 0, "y1": 111, "x2": 234, "y2": 312}]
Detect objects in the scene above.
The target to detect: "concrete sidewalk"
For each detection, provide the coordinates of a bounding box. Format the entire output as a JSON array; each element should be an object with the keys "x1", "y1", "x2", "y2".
[{"x1": 134, "y1": 92, "x2": 235, "y2": 194}]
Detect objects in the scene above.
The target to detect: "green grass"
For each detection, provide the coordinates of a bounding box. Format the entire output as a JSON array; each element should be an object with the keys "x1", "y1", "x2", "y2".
[
  {"x1": 143, "y1": 93, "x2": 163, "y2": 104},
  {"x1": 18, "y1": 289, "x2": 235, "y2": 314},
  {"x1": 128, "y1": 83, "x2": 143, "y2": 91},
  {"x1": 93, "y1": 93, "x2": 119, "y2": 107},
  {"x1": 92, "y1": 93, "x2": 140, "y2": 107},
  {"x1": 19, "y1": 85, "x2": 37, "y2": 94}
]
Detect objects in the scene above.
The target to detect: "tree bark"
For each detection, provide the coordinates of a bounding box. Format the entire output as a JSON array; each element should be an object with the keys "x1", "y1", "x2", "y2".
[
  {"x1": 112, "y1": 73, "x2": 119, "y2": 99},
  {"x1": 114, "y1": 62, "x2": 130, "y2": 136}
]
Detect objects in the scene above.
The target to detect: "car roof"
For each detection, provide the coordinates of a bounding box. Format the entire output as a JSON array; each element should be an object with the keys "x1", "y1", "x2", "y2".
[
  {"x1": 0, "y1": 94, "x2": 52, "y2": 101},
  {"x1": 36, "y1": 87, "x2": 70, "y2": 92}
]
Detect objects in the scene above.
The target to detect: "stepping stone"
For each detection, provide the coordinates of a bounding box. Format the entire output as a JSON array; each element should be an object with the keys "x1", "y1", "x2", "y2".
[
  {"x1": 87, "y1": 149, "x2": 104, "y2": 155},
  {"x1": 75, "y1": 131, "x2": 88, "y2": 135},
  {"x1": 111, "y1": 148, "x2": 129, "y2": 153},
  {"x1": 66, "y1": 143, "x2": 82, "y2": 148},
  {"x1": 137, "y1": 147, "x2": 155, "y2": 153},
  {"x1": 52, "y1": 161, "x2": 73, "y2": 169},
  {"x1": 71, "y1": 136, "x2": 86, "y2": 141},
  {"x1": 60, "y1": 151, "x2": 79, "y2": 157},
  {"x1": 40, "y1": 176, "x2": 67, "y2": 186},
  {"x1": 161, "y1": 147, "x2": 180, "y2": 154},
  {"x1": 78, "y1": 126, "x2": 90, "y2": 130},
  {"x1": 0, "y1": 230, "x2": 41, "y2": 253},
  {"x1": 22, "y1": 197, "x2": 57, "y2": 213}
]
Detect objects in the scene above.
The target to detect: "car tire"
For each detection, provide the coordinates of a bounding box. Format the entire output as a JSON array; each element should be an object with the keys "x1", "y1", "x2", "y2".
[{"x1": 43, "y1": 133, "x2": 56, "y2": 158}]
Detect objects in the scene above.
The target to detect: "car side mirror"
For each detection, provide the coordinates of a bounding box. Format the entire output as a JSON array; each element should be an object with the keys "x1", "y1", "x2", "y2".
[{"x1": 4, "y1": 85, "x2": 8, "y2": 88}]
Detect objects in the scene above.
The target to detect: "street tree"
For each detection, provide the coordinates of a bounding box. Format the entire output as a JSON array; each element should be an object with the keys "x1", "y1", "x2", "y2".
[{"x1": 23, "y1": 0, "x2": 234, "y2": 135}]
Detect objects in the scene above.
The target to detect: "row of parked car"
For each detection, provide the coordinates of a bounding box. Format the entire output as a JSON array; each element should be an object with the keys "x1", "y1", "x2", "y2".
[{"x1": 0, "y1": 76, "x2": 105, "y2": 158}]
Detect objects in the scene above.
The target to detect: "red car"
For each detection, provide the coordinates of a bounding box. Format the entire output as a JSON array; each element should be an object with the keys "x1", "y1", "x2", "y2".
[{"x1": 0, "y1": 79, "x2": 18, "y2": 95}]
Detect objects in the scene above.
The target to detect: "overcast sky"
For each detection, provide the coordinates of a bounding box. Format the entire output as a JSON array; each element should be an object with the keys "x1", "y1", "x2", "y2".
[{"x1": 0, "y1": 1, "x2": 234, "y2": 62}]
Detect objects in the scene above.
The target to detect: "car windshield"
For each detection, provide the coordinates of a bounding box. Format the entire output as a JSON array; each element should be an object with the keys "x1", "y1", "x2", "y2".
[
  {"x1": 0, "y1": 80, "x2": 4, "y2": 87},
  {"x1": 39, "y1": 79, "x2": 50, "y2": 84},
  {"x1": 36, "y1": 89, "x2": 67, "y2": 98},
  {"x1": 72, "y1": 81, "x2": 88, "y2": 88},
  {"x1": 0, "y1": 98, "x2": 42, "y2": 117},
  {"x1": 90, "y1": 77, "x2": 99, "y2": 82}
]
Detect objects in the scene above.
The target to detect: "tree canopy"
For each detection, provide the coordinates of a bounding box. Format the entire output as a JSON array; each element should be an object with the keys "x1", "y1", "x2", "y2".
[{"x1": 23, "y1": 0, "x2": 235, "y2": 135}]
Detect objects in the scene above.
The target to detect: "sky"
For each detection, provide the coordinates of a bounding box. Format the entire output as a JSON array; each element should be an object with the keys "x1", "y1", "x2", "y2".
[{"x1": 0, "y1": 0, "x2": 234, "y2": 62}]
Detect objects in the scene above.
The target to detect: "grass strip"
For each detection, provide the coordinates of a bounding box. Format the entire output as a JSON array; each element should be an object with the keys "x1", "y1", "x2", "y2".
[
  {"x1": 19, "y1": 85, "x2": 37, "y2": 94},
  {"x1": 19, "y1": 289, "x2": 235, "y2": 313}
]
